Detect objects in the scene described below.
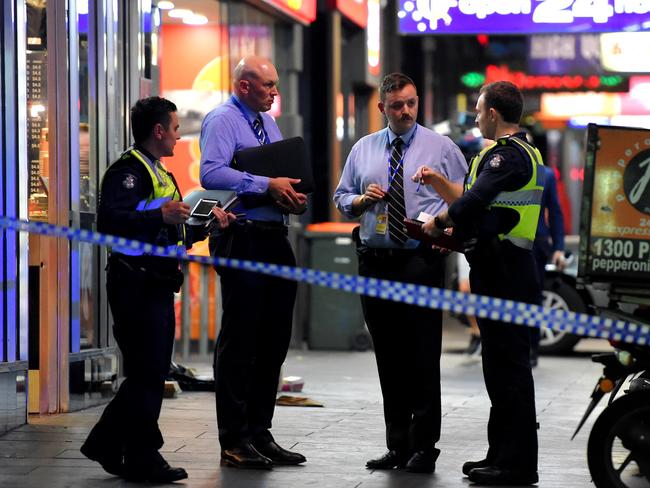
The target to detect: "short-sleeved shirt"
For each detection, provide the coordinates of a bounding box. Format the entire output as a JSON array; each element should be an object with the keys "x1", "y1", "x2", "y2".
[
  {"x1": 199, "y1": 95, "x2": 284, "y2": 222},
  {"x1": 334, "y1": 123, "x2": 468, "y2": 249}
]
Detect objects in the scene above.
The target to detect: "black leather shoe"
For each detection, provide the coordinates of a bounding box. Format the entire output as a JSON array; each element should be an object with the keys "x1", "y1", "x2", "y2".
[
  {"x1": 252, "y1": 440, "x2": 306, "y2": 465},
  {"x1": 468, "y1": 466, "x2": 539, "y2": 485},
  {"x1": 142, "y1": 463, "x2": 188, "y2": 483},
  {"x1": 124, "y1": 455, "x2": 188, "y2": 483},
  {"x1": 80, "y1": 442, "x2": 124, "y2": 477},
  {"x1": 365, "y1": 450, "x2": 409, "y2": 470},
  {"x1": 405, "y1": 448, "x2": 440, "y2": 473},
  {"x1": 221, "y1": 442, "x2": 273, "y2": 470},
  {"x1": 462, "y1": 458, "x2": 490, "y2": 476}
]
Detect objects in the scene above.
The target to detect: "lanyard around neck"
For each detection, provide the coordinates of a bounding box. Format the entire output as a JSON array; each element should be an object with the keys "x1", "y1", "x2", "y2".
[
  {"x1": 231, "y1": 95, "x2": 270, "y2": 145},
  {"x1": 386, "y1": 125, "x2": 418, "y2": 189}
]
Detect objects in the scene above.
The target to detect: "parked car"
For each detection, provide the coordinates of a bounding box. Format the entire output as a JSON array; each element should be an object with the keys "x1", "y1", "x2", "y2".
[{"x1": 539, "y1": 235, "x2": 609, "y2": 354}]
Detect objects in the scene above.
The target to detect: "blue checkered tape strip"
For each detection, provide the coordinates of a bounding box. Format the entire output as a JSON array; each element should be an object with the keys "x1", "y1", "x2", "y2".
[{"x1": 2, "y1": 215, "x2": 649, "y2": 347}]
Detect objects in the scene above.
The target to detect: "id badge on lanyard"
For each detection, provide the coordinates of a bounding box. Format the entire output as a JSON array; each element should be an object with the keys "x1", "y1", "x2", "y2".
[{"x1": 375, "y1": 213, "x2": 387, "y2": 235}]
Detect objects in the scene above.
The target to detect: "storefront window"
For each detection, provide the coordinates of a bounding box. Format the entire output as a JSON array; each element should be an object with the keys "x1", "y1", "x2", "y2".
[
  {"x1": 227, "y1": 5, "x2": 274, "y2": 73},
  {"x1": 26, "y1": 0, "x2": 48, "y2": 221},
  {"x1": 76, "y1": 1, "x2": 97, "y2": 349}
]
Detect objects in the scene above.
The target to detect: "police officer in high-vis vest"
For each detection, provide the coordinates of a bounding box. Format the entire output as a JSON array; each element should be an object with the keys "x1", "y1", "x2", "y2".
[
  {"x1": 421, "y1": 81, "x2": 542, "y2": 486},
  {"x1": 81, "y1": 97, "x2": 234, "y2": 483}
]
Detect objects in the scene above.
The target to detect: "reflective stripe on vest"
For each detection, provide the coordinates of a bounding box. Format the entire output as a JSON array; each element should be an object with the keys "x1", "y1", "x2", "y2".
[
  {"x1": 110, "y1": 148, "x2": 186, "y2": 256},
  {"x1": 465, "y1": 137, "x2": 544, "y2": 250}
]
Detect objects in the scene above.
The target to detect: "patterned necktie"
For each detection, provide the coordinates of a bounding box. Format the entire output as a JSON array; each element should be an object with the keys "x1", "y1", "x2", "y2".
[
  {"x1": 387, "y1": 137, "x2": 408, "y2": 245},
  {"x1": 252, "y1": 116, "x2": 267, "y2": 145}
]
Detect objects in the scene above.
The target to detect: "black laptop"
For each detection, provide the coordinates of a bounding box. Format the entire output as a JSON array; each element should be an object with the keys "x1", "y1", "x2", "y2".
[{"x1": 232, "y1": 136, "x2": 314, "y2": 194}]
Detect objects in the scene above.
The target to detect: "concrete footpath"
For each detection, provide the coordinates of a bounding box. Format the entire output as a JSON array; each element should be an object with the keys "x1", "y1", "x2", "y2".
[{"x1": 0, "y1": 326, "x2": 608, "y2": 488}]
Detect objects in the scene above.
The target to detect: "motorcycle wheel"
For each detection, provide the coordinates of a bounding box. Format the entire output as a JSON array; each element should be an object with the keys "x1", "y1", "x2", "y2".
[{"x1": 587, "y1": 390, "x2": 650, "y2": 488}]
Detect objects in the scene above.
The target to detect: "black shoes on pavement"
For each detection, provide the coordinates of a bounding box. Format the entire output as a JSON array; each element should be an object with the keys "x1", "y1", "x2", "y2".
[
  {"x1": 81, "y1": 441, "x2": 187, "y2": 483},
  {"x1": 221, "y1": 442, "x2": 273, "y2": 470},
  {"x1": 365, "y1": 450, "x2": 409, "y2": 469},
  {"x1": 252, "y1": 439, "x2": 307, "y2": 465},
  {"x1": 123, "y1": 451, "x2": 188, "y2": 483},
  {"x1": 366, "y1": 448, "x2": 440, "y2": 473},
  {"x1": 467, "y1": 465, "x2": 538, "y2": 485},
  {"x1": 124, "y1": 461, "x2": 188, "y2": 483},
  {"x1": 221, "y1": 440, "x2": 306, "y2": 469},
  {"x1": 463, "y1": 461, "x2": 538, "y2": 485},
  {"x1": 404, "y1": 448, "x2": 440, "y2": 473},
  {"x1": 80, "y1": 442, "x2": 124, "y2": 477},
  {"x1": 462, "y1": 458, "x2": 491, "y2": 475}
]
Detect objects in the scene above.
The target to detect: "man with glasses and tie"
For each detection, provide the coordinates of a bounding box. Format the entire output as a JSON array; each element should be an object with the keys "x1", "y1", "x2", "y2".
[
  {"x1": 334, "y1": 73, "x2": 467, "y2": 473},
  {"x1": 199, "y1": 56, "x2": 307, "y2": 470}
]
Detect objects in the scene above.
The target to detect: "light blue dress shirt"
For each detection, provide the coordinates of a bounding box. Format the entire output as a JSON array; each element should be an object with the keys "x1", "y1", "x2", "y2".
[
  {"x1": 199, "y1": 95, "x2": 285, "y2": 222},
  {"x1": 334, "y1": 124, "x2": 468, "y2": 249}
]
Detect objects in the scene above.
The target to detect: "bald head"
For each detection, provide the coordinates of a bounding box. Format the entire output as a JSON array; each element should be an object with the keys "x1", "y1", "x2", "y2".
[{"x1": 233, "y1": 56, "x2": 280, "y2": 112}]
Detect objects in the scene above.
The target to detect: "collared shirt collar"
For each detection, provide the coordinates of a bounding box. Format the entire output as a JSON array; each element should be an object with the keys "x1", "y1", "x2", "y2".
[
  {"x1": 387, "y1": 123, "x2": 417, "y2": 147},
  {"x1": 232, "y1": 94, "x2": 258, "y2": 122}
]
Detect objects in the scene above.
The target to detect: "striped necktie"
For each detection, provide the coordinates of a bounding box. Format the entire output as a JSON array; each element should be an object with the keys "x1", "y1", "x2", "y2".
[
  {"x1": 252, "y1": 115, "x2": 267, "y2": 145},
  {"x1": 387, "y1": 137, "x2": 408, "y2": 244}
]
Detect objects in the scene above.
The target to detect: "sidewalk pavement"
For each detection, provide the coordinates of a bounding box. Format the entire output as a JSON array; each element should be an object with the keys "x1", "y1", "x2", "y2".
[{"x1": 0, "y1": 324, "x2": 608, "y2": 488}]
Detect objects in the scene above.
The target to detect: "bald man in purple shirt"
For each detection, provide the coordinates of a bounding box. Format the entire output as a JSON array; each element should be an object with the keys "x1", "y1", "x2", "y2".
[{"x1": 199, "y1": 56, "x2": 306, "y2": 470}]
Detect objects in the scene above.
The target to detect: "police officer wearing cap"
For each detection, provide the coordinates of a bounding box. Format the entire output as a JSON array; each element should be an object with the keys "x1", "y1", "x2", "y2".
[
  {"x1": 81, "y1": 96, "x2": 235, "y2": 482},
  {"x1": 422, "y1": 81, "x2": 542, "y2": 485}
]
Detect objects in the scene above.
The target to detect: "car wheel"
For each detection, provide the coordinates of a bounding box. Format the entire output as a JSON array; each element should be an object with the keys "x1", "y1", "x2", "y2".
[{"x1": 539, "y1": 276, "x2": 585, "y2": 355}]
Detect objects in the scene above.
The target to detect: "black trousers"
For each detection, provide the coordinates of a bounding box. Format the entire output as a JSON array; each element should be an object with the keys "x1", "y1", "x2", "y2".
[
  {"x1": 468, "y1": 239, "x2": 539, "y2": 473},
  {"x1": 84, "y1": 259, "x2": 176, "y2": 462},
  {"x1": 358, "y1": 249, "x2": 445, "y2": 453},
  {"x1": 210, "y1": 222, "x2": 296, "y2": 449},
  {"x1": 530, "y1": 237, "x2": 552, "y2": 352}
]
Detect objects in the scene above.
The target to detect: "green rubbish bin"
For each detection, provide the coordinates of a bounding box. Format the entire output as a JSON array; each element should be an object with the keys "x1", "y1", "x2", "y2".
[{"x1": 303, "y1": 223, "x2": 371, "y2": 351}]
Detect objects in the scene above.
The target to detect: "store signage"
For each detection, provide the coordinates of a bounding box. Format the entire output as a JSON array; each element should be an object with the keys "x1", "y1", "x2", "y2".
[
  {"x1": 465, "y1": 64, "x2": 629, "y2": 92},
  {"x1": 527, "y1": 34, "x2": 603, "y2": 75},
  {"x1": 601, "y1": 32, "x2": 650, "y2": 72},
  {"x1": 367, "y1": 0, "x2": 381, "y2": 77},
  {"x1": 541, "y1": 92, "x2": 622, "y2": 117},
  {"x1": 580, "y1": 124, "x2": 650, "y2": 282},
  {"x1": 541, "y1": 76, "x2": 650, "y2": 117},
  {"x1": 398, "y1": 0, "x2": 650, "y2": 35},
  {"x1": 262, "y1": 0, "x2": 317, "y2": 24},
  {"x1": 620, "y1": 76, "x2": 650, "y2": 114},
  {"x1": 331, "y1": 0, "x2": 368, "y2": 28}
]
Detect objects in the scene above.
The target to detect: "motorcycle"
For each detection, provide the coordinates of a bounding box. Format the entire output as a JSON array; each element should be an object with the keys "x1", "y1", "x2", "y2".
[{"x1": 572, "y1": 340, "x2": 650, "y2": 488}]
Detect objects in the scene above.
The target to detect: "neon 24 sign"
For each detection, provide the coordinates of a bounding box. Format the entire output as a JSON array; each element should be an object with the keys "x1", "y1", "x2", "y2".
[{"x1": 398, "y1": 0, "x2": 650, "y2": 34}]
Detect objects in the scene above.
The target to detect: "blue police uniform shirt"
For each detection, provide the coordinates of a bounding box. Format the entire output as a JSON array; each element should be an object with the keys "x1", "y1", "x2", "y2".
[
  {"x1": 536, "y1": 165, "x2": 565, "y2": 252},
  {"x1": 199, "y1": 94, "x2": 285, "y2": 222},
  {"x1": 334, "y1": 123, "x2": 468, "y2": 249}
]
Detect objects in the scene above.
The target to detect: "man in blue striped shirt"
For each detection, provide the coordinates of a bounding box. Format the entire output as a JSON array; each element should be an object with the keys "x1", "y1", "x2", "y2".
[{"x1": 334, "y1": 73, "x2": 467, "y2": 473}]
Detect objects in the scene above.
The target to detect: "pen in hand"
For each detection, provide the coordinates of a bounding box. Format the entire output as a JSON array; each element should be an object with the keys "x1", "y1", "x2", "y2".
[{"x1": 416, "y1": 178, "x2": 423, "y2": 192}]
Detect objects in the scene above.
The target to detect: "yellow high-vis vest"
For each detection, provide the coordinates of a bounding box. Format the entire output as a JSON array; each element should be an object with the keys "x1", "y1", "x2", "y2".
[
  {"x1": 465, "y1": 136, "x2": 544, "y2": 250},
  {"x1": 108, "y1": 147, "x2": 185, "y2": 256}
]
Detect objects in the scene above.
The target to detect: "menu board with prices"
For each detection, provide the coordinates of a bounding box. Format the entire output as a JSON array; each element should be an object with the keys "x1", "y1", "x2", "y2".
[{"x1": 27, "y1": 50, "x2": 48, "y2": 220}]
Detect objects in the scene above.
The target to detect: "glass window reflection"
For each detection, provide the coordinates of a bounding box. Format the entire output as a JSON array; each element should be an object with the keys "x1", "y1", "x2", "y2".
[{"x1": 26, "y1": 0, "x2": 48, "y2": 221}]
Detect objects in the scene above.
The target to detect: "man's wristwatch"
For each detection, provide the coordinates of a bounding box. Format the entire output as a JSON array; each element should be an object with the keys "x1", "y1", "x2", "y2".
[{"x1": 434, "y1": 216, "x2": 446, "y2": 229}]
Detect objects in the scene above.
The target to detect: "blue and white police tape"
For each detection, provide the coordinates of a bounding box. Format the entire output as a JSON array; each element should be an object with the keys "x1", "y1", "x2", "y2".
[{"x1": 2, "y1": 215, "x2": 649, "y2": 347}]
